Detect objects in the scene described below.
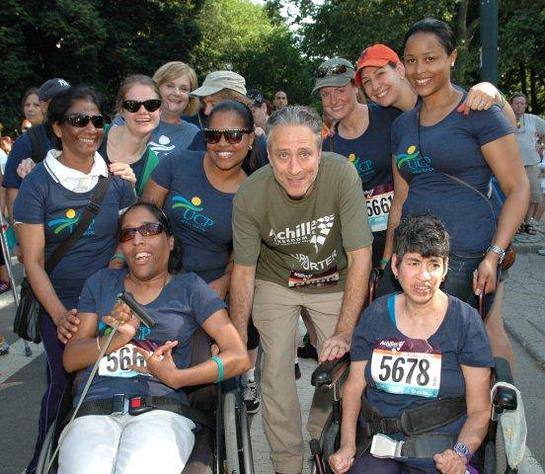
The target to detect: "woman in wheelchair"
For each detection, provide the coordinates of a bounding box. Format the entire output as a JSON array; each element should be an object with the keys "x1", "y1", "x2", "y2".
[
  {"x1": 59, "y1": 202, "x2": 250, "y2": 474},
  {"x1": 329, "y1": 215, "x2": 493, "y2": 474}
]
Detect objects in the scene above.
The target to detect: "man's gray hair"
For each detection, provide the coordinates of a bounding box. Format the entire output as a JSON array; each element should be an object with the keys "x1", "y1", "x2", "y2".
[{"x1": 266, "y1": 105, "x2": 323, "y2": 149}]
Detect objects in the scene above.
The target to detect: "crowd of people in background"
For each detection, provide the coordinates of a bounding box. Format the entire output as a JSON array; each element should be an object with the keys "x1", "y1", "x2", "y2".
[{"x1": 0, "y1": 15, "x2": 539, "y2": 474}]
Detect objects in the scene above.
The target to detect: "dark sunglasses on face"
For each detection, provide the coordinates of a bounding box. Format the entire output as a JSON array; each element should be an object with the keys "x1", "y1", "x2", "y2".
[
  {"x1": 122, "y1": 99, "x2": 162, "y2": 113},
  {"x1": 60, "y1": 113, "x2": 106, "y2": 129},
  {"x1": 203, "y1": 128, "x2": 253, "y2": 145},
  {"x1": 119, "y1": 222, "x2": 164, "y2": 242},
  {"x1": 314, "y1": 64, "x2": 349, "y2": 78}
]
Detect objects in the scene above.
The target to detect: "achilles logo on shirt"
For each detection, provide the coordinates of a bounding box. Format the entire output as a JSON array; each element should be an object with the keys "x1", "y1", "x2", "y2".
[
  {"x1": 171, "y1": 194, "x2": 215, "y2": 232},
  {"x1": 48, "y1": 208, "x2": 95, "y2": 237},
  {"x1": 268, "y1": 214, "x2": 335, "y2": 252},
  {"x1": 396, "y1": 145, "x2": 433, "y2": 174}
]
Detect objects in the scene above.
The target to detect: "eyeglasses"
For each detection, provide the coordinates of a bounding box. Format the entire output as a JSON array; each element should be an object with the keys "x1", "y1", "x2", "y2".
[
  {"x1": 315, "y1": 64, "x2": 350, "y2": 78},
  {"x1": 122, "y1": 99, "x2": 162, "y2": 113},
  {"x1": 203, "y1": 128, "x2": 253, "y2": 145},
  {"x1": 60, "y1": 113, "x2": 105, "y2": 129},
  {"x1": 119, "y1": 222, "x2": 164, "y2": 242}
]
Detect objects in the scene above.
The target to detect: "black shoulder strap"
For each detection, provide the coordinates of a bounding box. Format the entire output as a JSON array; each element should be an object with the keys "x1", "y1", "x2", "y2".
[
  {"x1": 44, "y1": 175, "x2": 112, "y2": 273},
  {"x1": 27, "y1": 126, "x2": 48, "y2": 163}
]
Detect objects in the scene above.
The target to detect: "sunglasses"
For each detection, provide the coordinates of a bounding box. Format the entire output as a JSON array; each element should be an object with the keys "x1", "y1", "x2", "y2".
[
  {"x1": 315, "y1": 64, "x2": 349, "y2": 78},
  {"x1": 122, "y1": 99, "x2": 162, "y2": 113},
  {"x1": 203, "y1": 128, "x2": 253, "y2": 145},
  {"x1": 119, "y1": 222, "x2": 164, "y2": 242},
  {"x1": 60, "y1": 113, "x2": 106, "y2": 129}
]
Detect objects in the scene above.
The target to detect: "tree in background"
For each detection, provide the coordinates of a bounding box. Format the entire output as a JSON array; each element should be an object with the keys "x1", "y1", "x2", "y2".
[
  {"x1": 192, "y1": 0, "x2": 313, "y2": 107},
  {"x1": 285, "y1": 0, "x2": 545, "y2": 113},
  {"x1": 0, "y1": 0, "x2": 202, "y2": 134}
]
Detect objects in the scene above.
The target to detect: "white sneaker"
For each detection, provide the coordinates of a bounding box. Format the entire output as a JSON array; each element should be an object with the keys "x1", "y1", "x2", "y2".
[{"x1": 537, "y1": 248, "x2": 545, "y2": 256}]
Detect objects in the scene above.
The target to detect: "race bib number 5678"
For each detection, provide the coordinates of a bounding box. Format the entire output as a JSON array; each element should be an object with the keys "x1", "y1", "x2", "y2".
[{"x1": 370, "y1": 348, "x2": 441, "y2": 398}]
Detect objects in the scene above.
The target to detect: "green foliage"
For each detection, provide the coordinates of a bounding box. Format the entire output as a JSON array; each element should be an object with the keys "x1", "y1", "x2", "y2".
[
  {"x1": 288, "y1": 0, "x2": 545, "y2": 112},
  {"x1": 0, "y1": 0, "x2": 202, "y2": 134},
  {"x1": 191, "y1": 0, "x2": 314, "y2": 106}
]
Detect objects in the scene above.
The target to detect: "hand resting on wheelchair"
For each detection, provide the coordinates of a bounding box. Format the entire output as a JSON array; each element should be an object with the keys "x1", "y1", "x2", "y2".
[
  {"x1": 329, "y1": 215, "x2": 493, "y2": 474},
  {"x1": 58, "y1": 203, "x2": 250, "y2": 474}
]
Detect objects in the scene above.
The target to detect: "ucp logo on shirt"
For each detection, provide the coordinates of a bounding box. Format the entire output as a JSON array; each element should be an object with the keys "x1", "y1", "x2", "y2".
[
  {"x1": 171, "y1": 195, "x2": 215, "y2": 232},
  {"x1": 396, "y1": 145, "x2": 433, "y2": 175},
  {"x1": 47, "y1": 208, "x2": 96, "y2": 237},
  {"x1": 347, "y1": 153, "x2": 376, "y2": 180}
]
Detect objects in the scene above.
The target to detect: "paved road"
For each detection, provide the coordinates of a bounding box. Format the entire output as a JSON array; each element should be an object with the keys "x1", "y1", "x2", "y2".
[{"x1": 1, "y1": 255, "x2": 544, "y2": 473}]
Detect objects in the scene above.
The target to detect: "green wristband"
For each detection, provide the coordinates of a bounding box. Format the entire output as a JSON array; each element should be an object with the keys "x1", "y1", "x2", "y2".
[
  {"x1": 211, "y1": 355, "x2": 224, "y2": 383},
  {"x1": 110, "y1": 253, "x2": 126, "y2": 262}
]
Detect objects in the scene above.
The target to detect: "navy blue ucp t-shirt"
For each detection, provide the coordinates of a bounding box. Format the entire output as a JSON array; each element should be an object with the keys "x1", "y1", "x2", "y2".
[
  {"x1": 323, "y1": 104, "x2": 400, "y2": 192},
  {"x1": 391, "y1": 99, "x2": 513, "y2": 254},
  {"x1": 351, "y1": 293, "x2": 493, "y2": 440},
  {"x1": 13, "y1": 164, "x2": 136, "y2": 301},
  {"x1": 152, "y1": 150, "x2": 234, "y2": 283},
  {"x1": 3, "y1": 124, "x2": 54, "y2": 189},
  {"x1": 74, "y1": 268, "x2": 226, "y2": 405}
]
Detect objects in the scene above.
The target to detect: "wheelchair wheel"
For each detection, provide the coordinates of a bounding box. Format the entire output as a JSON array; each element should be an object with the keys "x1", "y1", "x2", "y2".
[
  {"x1": 224, "y1": 390, "x2": 242, "y2": 474},
  {"x1": 311, "y1": 412, "x2": 340, "y2": 474},
  {"x1": 36, "y1": 424, "x2": 56, "y2": 474},
  {"x1": 494, "y1": 423, "x2": 508, "y2": 474}
]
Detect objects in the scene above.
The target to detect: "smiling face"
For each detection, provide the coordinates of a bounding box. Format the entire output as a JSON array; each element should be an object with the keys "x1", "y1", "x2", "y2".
[
  {"x1": 120, "y1": 206, "x2": 173, "y2": 282},
  {"x1": 360, "y1": 63, "x2": 405, "y2": 107},
  {"x1": 319, "y1": 83, "x2": 358, "y2": 121},
  {"x1": 159, "y1": 74, "x2": 192, "y2": 119},
  {"x1": 205, "y1": 110, "x2": 254, "y2": 172},
  {"x1": 393, "y1": 252, "x2": 447, "y2": 304},
  {"x1": 122, "y1": 83, "x2": 161, "y2": 136},
  {"x1": 268, "y1": 124, "x2": 321, "y2": 199},
  {"x1": 52, "y1": 99, "x2": 104, "y2": 160},
  {"x1": 403, "y1": 31, "x2": 456, "y2": 99},
  {"x1": 23, "y1": 93, "x2": 43, "y2": 125}
]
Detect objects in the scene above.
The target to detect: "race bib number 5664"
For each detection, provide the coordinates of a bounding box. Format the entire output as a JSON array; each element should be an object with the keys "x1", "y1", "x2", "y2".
[
  {"x1": 370, "y1": 348, "x2": 441, "y2": 398},
  {"x1": 98, "y1": 343, "x2": 147, "y2": 378}
]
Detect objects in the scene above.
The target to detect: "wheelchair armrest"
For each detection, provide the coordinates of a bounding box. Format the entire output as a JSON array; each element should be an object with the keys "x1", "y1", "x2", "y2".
[
  {"x1": 492, "y1": 357, "x2": 517, "y2": 412},
  {"x1": 311, "y1": 353, "x2": 350, "y2": 388}
]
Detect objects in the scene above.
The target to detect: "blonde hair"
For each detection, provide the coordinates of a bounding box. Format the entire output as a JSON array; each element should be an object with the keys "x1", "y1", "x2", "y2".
[
  {"x1": 153, "y1": 61, "x2": 199, "y2": 116},
  {"x1": 115, "y1": 74, "x2": 161, "y2": 114}
]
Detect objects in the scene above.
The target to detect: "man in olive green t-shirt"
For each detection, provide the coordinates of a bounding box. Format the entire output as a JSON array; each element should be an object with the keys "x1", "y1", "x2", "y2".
[{"x1": 230, "y1": 106, "x2": 373, "y2": 474}]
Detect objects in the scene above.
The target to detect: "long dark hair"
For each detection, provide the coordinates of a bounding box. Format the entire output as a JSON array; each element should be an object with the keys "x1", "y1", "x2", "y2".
[
  {"x1": 119, "y1": 202, "x2": 184, "y2": 274},
  {"x1": 208, "y1": 100, "x2": 261, "y2": 174}
]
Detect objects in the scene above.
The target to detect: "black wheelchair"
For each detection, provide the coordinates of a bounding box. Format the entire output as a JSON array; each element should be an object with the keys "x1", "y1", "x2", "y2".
[
  {"x1": 309, "y1": 272, "x2": 521, "y2": 474},
  {"x1": 35, "y1": 328, "x2": 254, "y2": 474}
]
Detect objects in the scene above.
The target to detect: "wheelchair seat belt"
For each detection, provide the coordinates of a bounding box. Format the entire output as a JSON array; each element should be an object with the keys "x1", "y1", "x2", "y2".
[
  {"x1": 355, "y1": 396, "x2": 466, "y2": 459},
  {"x1": 64, "y1": 395, "x2": 215, "y2": 431}
]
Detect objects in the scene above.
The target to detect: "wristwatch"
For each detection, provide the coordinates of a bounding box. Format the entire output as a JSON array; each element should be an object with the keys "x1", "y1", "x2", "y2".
[
  {"x1": 453, "y1": 442, "x2": 472, "y2": 464},
  {"x1": 486, "y1": 244, "x2": 506, "y2": 264}
]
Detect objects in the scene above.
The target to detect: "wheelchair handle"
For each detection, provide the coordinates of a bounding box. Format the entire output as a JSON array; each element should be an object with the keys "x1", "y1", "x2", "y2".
[{"x1": 117, "y1": 291, "x2": 156, "y2": 328}]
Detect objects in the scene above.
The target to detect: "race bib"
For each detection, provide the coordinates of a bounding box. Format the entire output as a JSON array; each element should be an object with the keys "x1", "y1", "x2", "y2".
[
  {"x1": 364, "y1": 183, "x2": 394, "y2": 233},
  {"x1": 288, "y1": 266, "x2": 339, "y2": 288},
  {"x1": 98, "y1": 343, "x2": 148, "y2": 378},
  {"x1": 370, "y1": 338, "x2": 441, "y2": 398}
]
